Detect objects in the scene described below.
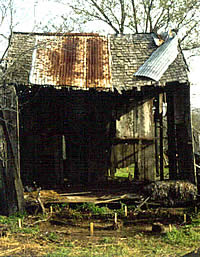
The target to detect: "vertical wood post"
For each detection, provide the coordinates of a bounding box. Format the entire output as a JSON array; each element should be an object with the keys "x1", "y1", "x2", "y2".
[
  {"x1": 124, "y1": 205, "x2": 128, "y2": 217},
  {"x1": 184, "y1": 214, "x2": 187, "y2": 223},
  {"x1": 166, "y1": 89, "x2": 178, "y2": 180},
  {"x1": 18, "y1": 218, "x2": 22, "y2": 228},
  {"x1": 175, "y1": 84, "x2": 195, "y2": 183},
  {"x1": 160, "y1": 108, "x2": 164, "y2": 181},
  {"x1": 90, "y1": 222, "x2": 94, "y2": 236},
  {"x1": 166, "y1": 83, "x2": 195, "y2": 183},
  {"x1": 0, "y1": 85, "x2": 24, "y2": 216},
  {"x1": 114, "y1": 213, "x2": 117, "y2": 224},
  {"x1": 154, "y1": 95, "x2": 159, "y2": 177}
]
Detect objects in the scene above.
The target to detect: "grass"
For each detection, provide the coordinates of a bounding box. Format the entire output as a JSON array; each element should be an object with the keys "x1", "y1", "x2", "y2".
[
  {"x1": 44, "y1": 233, "x2": 196, "y2": 257},
  {"x1": 163, "y1": 226, "x2": 200, "y2": 247},
  {"x1": 0, "y1": 212, "x2": 41, "y2": 235},
  {"x1": 1, "y1": 207, "x2": 200, "y2": 256},
  {"x1": 115, "y1": 164, "x2": 135, "y2": 178},
  {"x1": 45, "y1": 232, "x2": 60, "y2": 242},
  {"x1": 113, "y1": 165, "x2": 169, "y2": 181},
  {"x1": 0, "y1": 212, "x2": 26, "y2": 225},
  {"x1": 75, "y1": 202, "x2": 129, "y2": 217},
  {"x1": 44, "y1": 210, "x2": 200, "y2": 256},
  {"x1": 77, "y1": 202, "x2": 112, "y2": 215},
  {"x1": 45, "y1": 238, "x2": 132, "y2": 257}
]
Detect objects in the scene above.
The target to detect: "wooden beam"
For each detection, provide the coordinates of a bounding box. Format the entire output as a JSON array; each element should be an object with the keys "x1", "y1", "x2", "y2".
[
  {"x1": 112, "y1": 137, "x2": 154, "y2": 145},
  {"x1": 0, "y1": 86, "x2": 24, "y2": 215},
  {"x1": 166, "y1": 89, "x2": 178, "y2": 180},
  {"x1": 175, "y1": 84, "x2": 195, "y2": 183},
  {"x1": 160, "y1": 111, "x2": 164, "y2": 180},
  {"x1": 154, "y1": 95, "x2": 159, "y2": 177},
  {"x1": 166, "y1": 83, "x2": 195, "y2": 184}
]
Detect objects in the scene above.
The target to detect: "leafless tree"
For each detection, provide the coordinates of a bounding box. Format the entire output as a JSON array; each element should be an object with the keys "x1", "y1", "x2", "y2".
[
  {"x1": 55, "y1": 0, "x2": 200, "y2": 49},
  {"x1": 0, "y1": 0, "x2": 14, "y2": 71}
]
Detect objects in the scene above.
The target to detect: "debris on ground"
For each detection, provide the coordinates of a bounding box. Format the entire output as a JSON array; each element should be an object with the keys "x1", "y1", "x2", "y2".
[
  {"x1": 143, "y1": 180, "x2": 198, "y2": 206},
  {"x1": 152, "y1": 222, "x2": 165, "y2": 233}
]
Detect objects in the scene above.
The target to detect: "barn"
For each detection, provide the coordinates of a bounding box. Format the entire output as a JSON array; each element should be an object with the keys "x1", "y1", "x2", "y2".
[{"x1": 0, "y1": 32, "x2": 196, "y2": 215}]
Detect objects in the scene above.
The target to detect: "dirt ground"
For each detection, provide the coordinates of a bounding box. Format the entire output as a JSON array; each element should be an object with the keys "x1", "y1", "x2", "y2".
[{"x1": 1, "y1": 182, "x2": 200, "y2": 256}]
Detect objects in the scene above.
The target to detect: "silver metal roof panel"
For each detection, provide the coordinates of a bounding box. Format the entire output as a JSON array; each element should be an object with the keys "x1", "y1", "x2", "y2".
[{"x1": 134, "y1": 36, "x2": 179, "y2": 81}]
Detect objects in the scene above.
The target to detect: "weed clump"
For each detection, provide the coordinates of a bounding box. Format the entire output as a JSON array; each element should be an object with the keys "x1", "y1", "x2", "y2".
[{"x1": 76, "y1": 203, "x2": 111, "y2": 215}]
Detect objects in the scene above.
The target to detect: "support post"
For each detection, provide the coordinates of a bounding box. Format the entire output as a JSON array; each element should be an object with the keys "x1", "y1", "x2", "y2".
[
  {"x1": 0, "y1": 85, "x2": 24, "y2": 216},
  {"x1": 166, "y1": 83, "x2": 195, "y2": 183},
  {"x1": 166, "y1": 89, "x2": 178, "y2": 180},
  {"x1": 154, "y1": 95, "x2": 159, "y2": 177},
  {"x1": 175, "y1": 84, "x2": 195, "y2": 183},
  {"x1": 160, "y1": 99, "x2": 164, "y2": 181}
]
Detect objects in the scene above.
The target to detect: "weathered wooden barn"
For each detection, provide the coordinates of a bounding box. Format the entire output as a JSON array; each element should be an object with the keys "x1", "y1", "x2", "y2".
[{"x1": 1, "y1": 32, "x2": 196, "y2": 214}]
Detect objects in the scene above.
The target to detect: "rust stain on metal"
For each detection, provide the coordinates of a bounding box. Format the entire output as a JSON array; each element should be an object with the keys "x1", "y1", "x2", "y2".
[
  {"x1": 48, "y1": 37, "x2": 80, "y2": 86},
  {"x1": 30, "y1": 34, "x2": 111, "y2": 89},
  {"x1": 86, "y1": 38, "x2": 105, "y2": 87}
]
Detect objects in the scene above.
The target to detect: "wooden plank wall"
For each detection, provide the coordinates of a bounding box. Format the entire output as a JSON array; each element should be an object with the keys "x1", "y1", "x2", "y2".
[{"x1": 112, "y1": 97, "x2": 156, "y2": 181}]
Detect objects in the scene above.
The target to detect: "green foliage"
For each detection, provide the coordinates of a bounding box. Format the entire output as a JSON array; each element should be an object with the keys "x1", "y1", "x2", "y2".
[
  {"x1": 191, "y1": 218, "x2": 200, "y2": 227},
  {"x1": 77, "y1": 202, "x2": 111, "y2": 215},
  {"x1": 115, "y1": 165, "x2": 135, "y2": 178},
  {"x1": 63, "y1": 241, "x2": 74, "y2": 248},
  {"x1": 189, "y1": 210, "x2": 200, "y2": 226},
  {"x1": 0, "y1": 215, "x2": 12, "y2": 224},
  {"x1": 66, "y1": 208, "x2": 83, "y2": 220},
  {"x1": 44, "y1": 247, "x2": 71, "y2": 257},
  {"x1": 99, "y1": 237, "x2": 115, "y2": 244},
  {"x1": 0, "y1": 212, "x2": 26, "y2": 225},
  {"x1": 45, "y1": 243, "x2": 129, "y2": 257},
  {"x1": 12, "y1": 225, "x2": 40, "y2": 234},
  {"x1": 45, "y1": 232, "x2": 60, "y2": 242},
  {"x1": 0, "y1": 213, "x2": 40, "y2": 234},
  {"x1": 163, "y1": 225, "x2": 200, "y2": 247},
  {"x1": 51, "y1": 203, "x2": 69, "y2": 212}
]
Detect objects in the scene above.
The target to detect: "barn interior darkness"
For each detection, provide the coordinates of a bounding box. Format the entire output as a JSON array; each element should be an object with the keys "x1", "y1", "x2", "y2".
[
  {"x1": 16, "y1": 82, "x2": 196, "y2": 189},
  {"x1": 17, "y1": 85, "x2": 159, "y2": 188},
  {"x1": 18, "y1": 86, "x2": 115, "y2": 187}
]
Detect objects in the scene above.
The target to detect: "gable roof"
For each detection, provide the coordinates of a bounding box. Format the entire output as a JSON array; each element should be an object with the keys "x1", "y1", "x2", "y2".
[{"x1": 5, "y1": 32, "x2": 188, "y2": 91}]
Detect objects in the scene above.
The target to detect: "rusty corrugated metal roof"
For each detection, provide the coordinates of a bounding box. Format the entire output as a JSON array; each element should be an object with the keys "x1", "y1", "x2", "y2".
[{"x1": 29, "y1": 34, "x2": 111, "y2": 89}]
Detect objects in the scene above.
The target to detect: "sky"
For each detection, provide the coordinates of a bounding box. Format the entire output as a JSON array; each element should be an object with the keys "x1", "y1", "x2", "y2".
[
  {"x1": 11, "y1": 0, "x2": 111, "y2": 33},
  {"x1": 1, "y1": 0, "x2": 200, "y2": 108},
  {"x1": 188, "y1": 56, "x2": 200, "y2": 109},
  {"x1": 14, "y1": 0, "x2": 67, "y2": 32}
]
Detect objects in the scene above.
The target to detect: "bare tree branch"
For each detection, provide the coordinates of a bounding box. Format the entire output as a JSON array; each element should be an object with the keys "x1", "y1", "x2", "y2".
[
  {"x1": 0, "y1": 33, "x2": 8, "y2": 39},
  {"x1": 144, "y1": 0, "x2": 154, "y2": 32},
  {"x1": 152, "y1": 7, "x2": 166, "y2": 32},
  {"x1": 61, "y1": 0, "x2": 200, "y2": 48},
  {"x1": 119, "y1": 0, "x2": 126, "y2": 33},
  {"x1": 105, "y1": 4, "x2": 121, "y2": 30},
  {"x1": 131, "y1": 0, "x2": 138, "y2": 33},
  {"x1": 0, "y1": 0, "x2": 13, "y2": 67},
  {"x1": 0, "y1": 33, "x2": 12, "y2": 66},
  {"x1": 180, "y1": 21, "x2": 199, "y2": 44},
  {"x1": 89, "y1": 0, "x2": 120, "y2": 33}
]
